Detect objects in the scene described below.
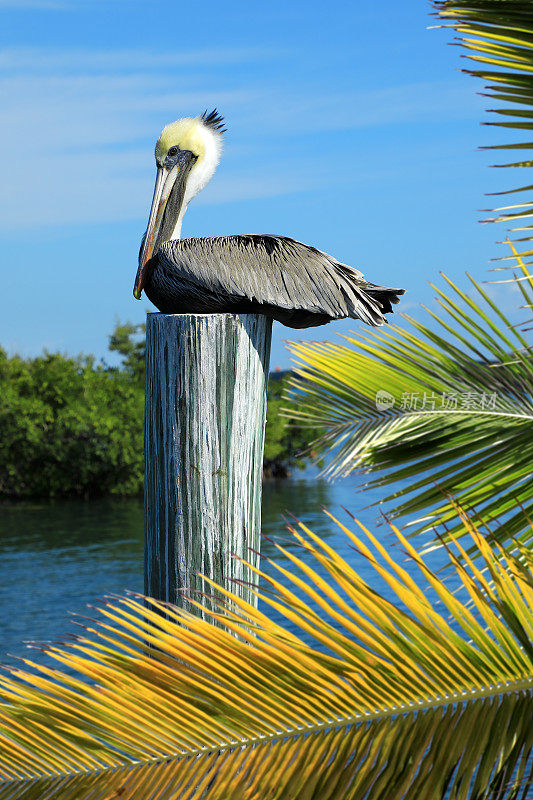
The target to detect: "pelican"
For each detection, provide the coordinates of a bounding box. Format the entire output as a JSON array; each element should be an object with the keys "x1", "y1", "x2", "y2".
[{"x1": 133, "y1": 110, "x2": 404, "y2": 328}]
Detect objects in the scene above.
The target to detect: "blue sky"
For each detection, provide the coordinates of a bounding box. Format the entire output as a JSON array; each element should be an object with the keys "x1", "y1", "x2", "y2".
[{"x1": 0, "y1": 0, "x2": 517, "y2": 368}]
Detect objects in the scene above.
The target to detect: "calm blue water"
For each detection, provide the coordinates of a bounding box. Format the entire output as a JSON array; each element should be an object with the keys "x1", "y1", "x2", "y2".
[{"x1": 0, "y1": 468, "x2": 448, "y2": 667}]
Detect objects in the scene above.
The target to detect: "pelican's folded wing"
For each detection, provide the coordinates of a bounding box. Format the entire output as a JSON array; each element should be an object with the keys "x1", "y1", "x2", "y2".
[{"x1": 157, "y1": 235, "x2": 404, "y2": 326}]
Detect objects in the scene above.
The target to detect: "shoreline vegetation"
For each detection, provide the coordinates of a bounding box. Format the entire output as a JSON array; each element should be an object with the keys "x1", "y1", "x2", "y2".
[{"x1": 0, "y1": 321, "x2": 320, "y2": 499}]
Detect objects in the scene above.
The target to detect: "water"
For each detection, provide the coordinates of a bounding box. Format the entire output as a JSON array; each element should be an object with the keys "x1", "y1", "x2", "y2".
[{"x1": 0, "y1": 468, "x2": 448, "y2": 666}]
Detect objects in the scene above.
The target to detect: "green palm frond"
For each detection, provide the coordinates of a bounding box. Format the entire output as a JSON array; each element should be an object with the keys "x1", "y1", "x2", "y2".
[
  {"x1": 287, "y1": 250, "x2": 533, "y2": 555},
  {"x1": 435, "y1": 1, "x2": 533, "y2": 260},
  {"x1": 0, "y1": 514, "x2": 532, "y2": 799}
]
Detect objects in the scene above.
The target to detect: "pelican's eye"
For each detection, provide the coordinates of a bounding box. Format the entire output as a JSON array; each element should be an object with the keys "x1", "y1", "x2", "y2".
[{"x1": 167, "y1": 146, "x2": 180, "y2": 157}]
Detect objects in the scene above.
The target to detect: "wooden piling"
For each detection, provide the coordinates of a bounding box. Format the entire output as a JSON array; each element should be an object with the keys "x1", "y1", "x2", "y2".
[{"x1": 144, "y1": 313, "x2": 272, "y2": 616}]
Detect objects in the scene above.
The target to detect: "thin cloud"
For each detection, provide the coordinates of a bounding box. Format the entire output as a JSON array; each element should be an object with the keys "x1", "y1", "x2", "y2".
[
  {"x1": 0, "y1": 1, "x2": 68, "y2": 7},
  {"x1": 0, "y1": 46, "x2": 276, "y2": 72},
  {"x1": 241, "y1": 80, "x2": 482, "y2": 135},
  {"x1": 0, "y1": 0, "x2": 139, "y2": 7},
  {"x1": 0, "y1": 0, "x2": 82, "y2": 6},
  {"x1": 0, "y1": 45, "x2": 482, "y2": 230}
]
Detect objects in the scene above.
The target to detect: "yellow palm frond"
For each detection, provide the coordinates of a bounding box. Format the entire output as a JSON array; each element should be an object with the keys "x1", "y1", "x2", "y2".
[{"x1": 0, "y1": 514, "x2": 532, "y2": 799}]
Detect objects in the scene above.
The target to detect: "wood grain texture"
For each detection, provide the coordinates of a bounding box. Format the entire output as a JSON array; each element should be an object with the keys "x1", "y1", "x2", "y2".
[{"x1": 144, "y1": 313, "x2": 272, "y2": 616}]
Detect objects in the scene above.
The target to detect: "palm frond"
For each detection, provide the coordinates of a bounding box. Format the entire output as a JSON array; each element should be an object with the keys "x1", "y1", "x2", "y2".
[
  {"x1": 434, "y1": 0, "x2": 533, "y2": 260},
  {"x1": 0, "y1": 514, "x2": 532, "y2": 799},
  {"x1": 1, "y1": 695, "x2": 531, "y2": 800},
  {"x1": 287, "y1": 251, "x2": 533, "y2": 555}
]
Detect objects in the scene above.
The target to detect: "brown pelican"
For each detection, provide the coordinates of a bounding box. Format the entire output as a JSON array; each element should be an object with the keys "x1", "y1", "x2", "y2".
[{"x1": 133, "y1": 110, "x2": 404, "y2": 328}]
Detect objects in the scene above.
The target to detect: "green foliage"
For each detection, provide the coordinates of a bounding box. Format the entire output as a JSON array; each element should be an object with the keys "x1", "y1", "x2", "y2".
[
  {"x1": 0, "y1": 324, "x2": 314, "y2": 498},
  {"x1": 108, "y1": 320, "x2": 146, "y2": 387},
  {"x1": 0, "y1": 347, "x2": 144, "y2": 498},
  {"x1": 264, "y1": 373, "x2": 322, "y2": 477}
]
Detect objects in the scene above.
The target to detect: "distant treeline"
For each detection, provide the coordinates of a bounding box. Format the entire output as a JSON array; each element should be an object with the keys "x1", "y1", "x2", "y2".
[{"x1": 0, "y1": 322, "x2": 320, "y2": 499}]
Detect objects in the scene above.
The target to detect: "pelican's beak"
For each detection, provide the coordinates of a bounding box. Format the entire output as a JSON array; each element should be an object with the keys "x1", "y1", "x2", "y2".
[{"x1": 133, "y1": 152, "x2": 193, "y2": 299}]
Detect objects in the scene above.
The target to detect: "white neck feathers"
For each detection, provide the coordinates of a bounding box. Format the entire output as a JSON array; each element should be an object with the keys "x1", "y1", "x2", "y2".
[{"x1": 170, "y1": 121, "x2": 222, "y2": 240}]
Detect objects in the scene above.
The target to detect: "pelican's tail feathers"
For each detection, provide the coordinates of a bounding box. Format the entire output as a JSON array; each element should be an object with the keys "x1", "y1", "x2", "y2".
[
  {"x1": 335, "y1": 263, "x2": 405, "y2": 326},
  {"x1": 362, "y1": 283, "x2": 405, "y2": 317}
]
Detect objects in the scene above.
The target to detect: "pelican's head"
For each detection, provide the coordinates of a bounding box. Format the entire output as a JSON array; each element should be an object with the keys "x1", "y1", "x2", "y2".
[{"x1": 134, "y1": 109, "x2": 225, "y2": 299}]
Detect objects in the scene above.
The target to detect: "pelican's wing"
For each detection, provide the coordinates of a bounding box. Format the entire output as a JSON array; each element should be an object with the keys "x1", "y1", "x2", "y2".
[{"x1": 157, "y1": 235, "x2": 403, "y2": 325}]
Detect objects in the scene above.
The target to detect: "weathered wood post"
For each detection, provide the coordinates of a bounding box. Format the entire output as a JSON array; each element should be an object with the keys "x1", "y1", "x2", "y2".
[{"x1": 144, "y1": 313, "x2": 272, "y2": 616}]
